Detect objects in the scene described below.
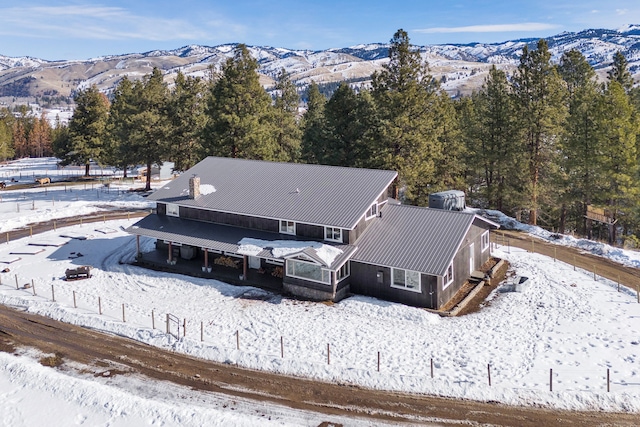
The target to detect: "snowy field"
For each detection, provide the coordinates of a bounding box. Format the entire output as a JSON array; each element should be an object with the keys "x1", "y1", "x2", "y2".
[{"x1": 1, "y1": 158, "x2": 640, "y2": 425}]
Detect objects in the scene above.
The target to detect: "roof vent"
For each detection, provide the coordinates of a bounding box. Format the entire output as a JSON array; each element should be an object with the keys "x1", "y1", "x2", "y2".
[{"x1": 189, "y1": 175, "x2": 200, "y2": 199}]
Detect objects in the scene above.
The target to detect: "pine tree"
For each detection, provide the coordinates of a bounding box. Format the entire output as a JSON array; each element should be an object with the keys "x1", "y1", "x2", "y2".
[
  {"x1": 431, "y1": 92, "x2": 466, "y2": 193},
  {"x1": 300, "y1": 82, "x2": 329, "y2": 164},
  {"x1": 167, "y1": 71, "x2": 206, "y2": 171},
  {"x1": 0, "y1": 108, "x2": 14, "y2": 161},
  {"x1": 558, "y1": 49, "x2": 605, "y2": 235},
  {"x1": 105, "y1": 76, "x2": 137, "y2": 177},
  {"x1": 597, "y1": 81, "x2": 639, "y2": 242},
  {"x1": 202, "y1": 44, "x2": 275, "y2": 160},
  {"x1": 271, "y1": 69, "x2": 302, "y2": 162},
  {"x1": 128, "y1": 68, "x2": 171, "y2": 190},
  {"x1": 67, "y1": 85, "x2": 110, "y2": 176},
  {"x1": 512, "y1": 40, "x2": 567, "y2": 225},
  {"x1": 371, "y1": 29, "x2": 442, "y2": 204},
  {"x1": 607, "y1": 51, "x2": 634, "y2": 93}
]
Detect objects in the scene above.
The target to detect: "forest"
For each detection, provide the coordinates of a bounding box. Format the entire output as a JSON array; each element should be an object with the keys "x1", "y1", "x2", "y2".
[{"x1": 1, "y1": 29, "x2": 639, "y2": 245}]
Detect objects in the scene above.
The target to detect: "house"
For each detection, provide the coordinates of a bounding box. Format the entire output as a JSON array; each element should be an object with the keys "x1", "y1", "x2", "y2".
[{"x1": 126, "y1": 157, "x2": 499, "y2": 310}]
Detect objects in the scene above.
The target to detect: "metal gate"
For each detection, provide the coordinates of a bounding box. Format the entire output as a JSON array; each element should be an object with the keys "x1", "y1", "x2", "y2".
[{"x1": 166, "y1": 313, "x2": 180, "y2": 339}]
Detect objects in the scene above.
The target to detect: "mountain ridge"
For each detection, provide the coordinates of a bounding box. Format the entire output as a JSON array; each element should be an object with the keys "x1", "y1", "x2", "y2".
[{"x1": 1, "y1": 25, "x2": 639, "y2": 103}]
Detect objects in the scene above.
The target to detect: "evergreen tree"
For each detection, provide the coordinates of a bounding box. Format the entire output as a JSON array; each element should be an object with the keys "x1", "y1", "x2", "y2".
[
  {"x1": 202, "y1": 44, "x2": 275, "y2": 160},
  {"x1": 512, "y1": 39, "x2": 567, "y2": 225},
  {"x1": 558, "y1": 49, "x2": 605, "y2": 235},
  {"x1": 128, "y1": 68, "x2": 171, "y2": 191},
  {"x1": 66, "y1": 85, "x2": 110, "y2": 175},
  {"x1": 105, "y1": 76, "x2": 137, "y2": 177},
  {"x1": 300, "y1": 82, "x2": 329, "y2": 164},
  {"x1": 597, "y1": 81, "x2": 639, "y2": 242},
  {"x1": 322, "y1": 83, "x2": 370, "y2": 167},
  {"x1": 431, "y1": 92, "x2": 466, "y2": 193},
  {"x1": 271, "y1": 69, "x2": 302, "y2": 161},
  {"x1": 0, "y1": 108, "x2": 14, "y2": 161},
  {"x1": 167, "y1": 71, "x2": 206, "y2": 171},
  {"x1": 50, "y1": 117, "x2": 69, "y2": 164},
  {"x1": 371, "y1": 29, "x2": 442, "y2": 204},
  {"x1": 607, "y1": 51, "x2": 634, "y2": 93}
]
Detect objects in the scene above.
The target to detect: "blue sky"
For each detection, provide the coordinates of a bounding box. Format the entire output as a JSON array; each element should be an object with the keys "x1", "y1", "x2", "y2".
[{"x1": 1, "y1": 1, "x2": 640, "y2": 60}]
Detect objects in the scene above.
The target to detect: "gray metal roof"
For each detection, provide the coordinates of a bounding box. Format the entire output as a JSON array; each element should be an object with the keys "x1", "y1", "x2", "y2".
[
  {"x1": 351, "y1": 204, "x2": 497, "y2": 277},
  {"x1": 126, "y1": 215, "x2": 356, "y2": 270},
  {"x1": 147, "y1": 157, "x2": 397, "y2": 230}
]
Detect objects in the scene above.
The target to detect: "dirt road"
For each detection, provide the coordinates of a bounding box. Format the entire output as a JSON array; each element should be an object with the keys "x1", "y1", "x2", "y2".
[
  {"x1": 0, "y1": 305, "x2": 638, "y2": 426},
  {"x1": 495, "y1": 230, "x2": 640, "y2": 293}
]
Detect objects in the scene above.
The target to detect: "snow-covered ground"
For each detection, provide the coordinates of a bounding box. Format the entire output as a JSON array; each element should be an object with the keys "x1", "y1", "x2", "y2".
[{"x1": 1, "y1": 158, "x2": 639, "y2": 425}]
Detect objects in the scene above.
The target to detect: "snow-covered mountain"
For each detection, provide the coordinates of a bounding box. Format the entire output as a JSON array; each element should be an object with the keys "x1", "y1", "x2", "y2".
[{"x1": 0, "y1": 25, "x2": 639, "y2": 102}]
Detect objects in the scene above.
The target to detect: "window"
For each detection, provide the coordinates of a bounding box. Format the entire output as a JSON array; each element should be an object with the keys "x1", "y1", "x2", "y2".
[
  {"x1": 280, "y1": 220, "x2": 295, "y2": 235},
  {"x1": 443, "y1": 263, "x2": 454, "y2": 290},
  {"x1": 336, "y1": 262, "x2": 350, "y2": 281},
  {"x1": 286, "y1": 259, "x2": 331, "y2": 284},
  {"x1": 481, "y1": 230, "x2": 490, "y2": 252},
  {"x1": 324, "y1": 227, "x2": 342, "y2": 242},
  {"x1": 166, "y1": 203, "x2": 179, "y2": 217},
  {"x1": 391, "y1": 268, "x2": 421, "y2": 292},
  {"x1": 366, "y1": 202, "x2": 378, "y2": 219}
]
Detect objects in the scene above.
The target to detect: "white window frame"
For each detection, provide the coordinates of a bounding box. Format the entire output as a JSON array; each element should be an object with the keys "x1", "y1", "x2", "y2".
[
  {"x1": 481, "y1": 230, "x2": 490, "y2": 252},
  {"x1": 324, "y1": 226, "x2": 342, "y2": 242},
  {"x1": 390, "y1": 267, "x2": 421, "y2": 293},
  {"x1": 443, "y1": 263, "x2": 454, "y2": 290},
  {"x1": 365, "y1": 202, "x2": 378, "y2": 220},
  {"x1": 166, "y1": 203, "x2": 179, "y2": 217},
  {"x1": 286, "y1": 259, "x2": 331, "y2": 285},
  {"x1": 265, "y1": 258, "x2": 284, "y2": 266},
  {"x1": 336, "y1": 262, "x2": 350, "y2": 281},
  {"x1": 280, "y1": 220, "x2": 296, "y2": 235}
]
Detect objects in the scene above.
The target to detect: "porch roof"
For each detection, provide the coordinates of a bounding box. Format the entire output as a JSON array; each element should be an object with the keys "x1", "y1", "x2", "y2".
[{"x1": 126, "y1": 215, "x2": 356, "y2": 270}]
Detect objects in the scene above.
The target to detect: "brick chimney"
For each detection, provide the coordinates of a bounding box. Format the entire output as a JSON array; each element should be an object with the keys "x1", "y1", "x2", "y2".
[{"x1": 188, "y1": 175, "x2": 200, "y2": 199}]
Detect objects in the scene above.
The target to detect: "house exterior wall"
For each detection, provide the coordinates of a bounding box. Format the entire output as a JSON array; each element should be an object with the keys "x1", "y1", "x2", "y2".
[
  {"x1": 349, "y1": 262, "x2": 438, "y2": 308},
  {"x1": 437, "y1": 221, "x2": 493, "y2": 308}
]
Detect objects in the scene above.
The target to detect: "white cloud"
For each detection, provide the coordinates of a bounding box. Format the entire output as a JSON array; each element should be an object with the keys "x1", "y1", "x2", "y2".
[
  {"x1": 415, "y1": 23, "x2": 560, "y2": 34},
  {"x1": 0, "y1": 5, "x2": 235, "y2": 41},
  {"x1": 616, "y1": 9, "x2": 628, "y2": 15}
]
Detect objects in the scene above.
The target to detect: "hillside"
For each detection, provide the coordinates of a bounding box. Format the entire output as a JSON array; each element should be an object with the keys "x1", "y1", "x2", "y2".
[{"x1": 0, "y1": 25, "x2": 639, "y2": 104}]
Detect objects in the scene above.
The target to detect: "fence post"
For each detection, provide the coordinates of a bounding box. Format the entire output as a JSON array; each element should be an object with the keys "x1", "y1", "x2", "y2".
[
  {"x1": 327, "y1": 343, "x2": 330, "y2": 365},
  {"x1": 31, "y1": 279, "x2": 36, "y2": 296},
  {"x1": 607, "y1": 368, "x2": 610, "y2": 392},
  {"x1": 53, "y1": 220, "x2": 56, "y2": 231},
  {"x1": 51, "y1": 284, "x2": 55, "y2": 302},
  {"x1": 122, "y1": 304, "x2": 126, "y2": 322},
  {"x1": 573, "y1": 256, "x2": 576, "y2": 271},
  {"x1": 183, "y1": 319, "x2": 186, "y2": 336},
  {"x1": 618, "y1": 275, "x2": 620, "y2": 292},
  {"x1": 15, "y1": 274, "x2": 18, "y2": 289},
  {"x1": 280, "y1": 336, "x2": 284, "y2": 358},
  {"x1": 430, "y1": 358, "x2": 434, "y2": 378},
  {"x1": 6, "y1": 232, "x2": 8, "y2": 244},
  {"x1": 593, "y1": 267, "x2": 597, "y2": 281},
  {"x1": 151, "y1": 309, "x2": 155, "y2": 329},
  {"x1": 29, "y1": 226, "x2": 32, "y2": 237},
  {"x1": 236, "y1": 330, "x2": 240, "y2": 350},
  {"x1": 377, "y1": 351, "x2": 380, "y2": 372},
  {"x1": 487, "y1": 364, "x2": 491, "y2": 386},
  {"x1": 200, "y1": 321, "x2": 203, "y2": 342},
  {"x1": 554, "y1": 247, "x2": 556, "y2": 262},
  {"x1": 550, "y1": 368, "x2": 553, "y2": 392},
  {"x1": 73, "y1": 290, "x2": 77, "y2": 308},
  {"x1": 98, "y1": 297, "x2": 102, "y2": 315},
  {"x1": 166, "y1": 314, "x2": 169, "y2": 334}
]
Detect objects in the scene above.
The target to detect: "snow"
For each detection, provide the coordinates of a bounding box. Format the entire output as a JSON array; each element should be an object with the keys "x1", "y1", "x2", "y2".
[
  {"x1": 237, "y1": 238, "x2": 343, "y2": 265},
  {"x1": 199, "y1": 184, "x2": 216, "y2": 195},
  {"x1": 0, "y1": 158, "x2": 639, "y2": 423}
]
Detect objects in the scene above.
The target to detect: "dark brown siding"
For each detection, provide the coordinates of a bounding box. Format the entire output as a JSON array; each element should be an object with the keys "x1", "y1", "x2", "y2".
[
  {"x1": 179, "y1": 207, "x2": 280, "y2": 232},
  {"x1": 350, "y1": 262, "x2": 438, "y2": 309},
  {"x1": 296, "y1": 223, "x2": 324, "y2": 240},
  {"x1": 348, "y1": 192, "x2": 389, "y2": 244}
]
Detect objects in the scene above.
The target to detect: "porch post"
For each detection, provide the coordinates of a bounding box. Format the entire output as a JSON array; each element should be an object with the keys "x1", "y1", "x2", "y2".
[
  {"x1": 204, "y1": 248, "x2": 209, "y2": 269},
  {"x1": 136, "y1": 235, "x2": 140, "y2": 258},
  {"x1": 331, "y1": 271, "x2": 337, "y2": 300},
  {"x1": 168, "y1": 242, "x2": 172, "y2": 263},
  {"x1": 243, "y1": 255, "x2": 248, "y2": 280}
]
